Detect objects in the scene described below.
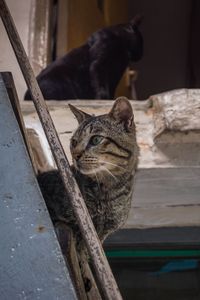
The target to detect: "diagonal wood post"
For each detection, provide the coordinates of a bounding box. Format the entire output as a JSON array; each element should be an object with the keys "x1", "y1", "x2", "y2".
[{"x1": 0, "y1": 1, "x2": 122, "y2": 299}]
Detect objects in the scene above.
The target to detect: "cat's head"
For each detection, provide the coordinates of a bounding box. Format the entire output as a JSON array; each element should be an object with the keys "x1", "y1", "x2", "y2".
[
  {"x1": 127, "y1": 14, "x2": 143, "y2": 62},
  {"x1": 69, "y1": 97, "x2": 138, "y2": 183}
]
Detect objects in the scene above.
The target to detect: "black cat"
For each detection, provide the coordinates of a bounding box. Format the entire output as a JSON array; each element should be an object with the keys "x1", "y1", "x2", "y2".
[{"x1": 25, "y1": 15, "x2": 143, "y2": 100}]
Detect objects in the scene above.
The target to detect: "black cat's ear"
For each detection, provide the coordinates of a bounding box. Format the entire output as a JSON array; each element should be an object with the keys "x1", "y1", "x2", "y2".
[
  {"x1": 68, "y1": 104, "x2": 92, "y2": 124},
  {"x1": 130, "y1": 14, "x2": 143, "y2": 28},
  {"x1": 108, "y1": 97, "x2": 134, "y2": 132}
]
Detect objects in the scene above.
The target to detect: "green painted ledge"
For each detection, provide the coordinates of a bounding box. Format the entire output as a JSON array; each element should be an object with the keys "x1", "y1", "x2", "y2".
[{"x1": 106, "y1": 249, "x2": 200, "y2": 258}]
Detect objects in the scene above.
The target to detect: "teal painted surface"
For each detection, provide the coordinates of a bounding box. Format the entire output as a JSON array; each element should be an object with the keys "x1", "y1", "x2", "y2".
[
  {"x1": 0, "y1": 74, "x2": 77, "y2": 300},
  {"x1": 106, "y1": 249, "x2": 200, "y2": 258}
]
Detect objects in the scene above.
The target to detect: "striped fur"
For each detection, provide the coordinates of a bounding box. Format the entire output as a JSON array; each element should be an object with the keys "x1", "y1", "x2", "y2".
[{"x1": 38, "y1": 97, "x2": 138, "y2": 247}]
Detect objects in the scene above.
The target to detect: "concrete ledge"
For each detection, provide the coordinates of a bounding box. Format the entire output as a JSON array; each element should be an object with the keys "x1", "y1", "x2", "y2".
[
  {"x1": 21, "y1": 94, "x2": 200, "y2": 168},
  {"x1": 150, "y1": 89, "x2": 200, "y2": 138}
]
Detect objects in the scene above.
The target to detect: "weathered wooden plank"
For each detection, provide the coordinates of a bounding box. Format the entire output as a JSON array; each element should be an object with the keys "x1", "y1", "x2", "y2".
[
  {"x1": 55, "y1": 222, "x2": 102, "y2": 300},
  {"x1": 55, "y1": 222, "x2": 88, "y2": 300},
  {"x1": 0, "y1": 2, "x2": 122, "y2": 299},
  {"x1": 127, "y1": 168, "x2": 200, "y2": 228},
  {"x1": 28, "y1": 0, "x2": 53, "y2": 75},
  {"x1": 105, "y1": 227, "x2": 200, "y2": 248},
  {"x1": 1, "y1": 72, "x2": 37, "y2": 173},
  {"x1": 0, "y1": 74, "x2": 77, "y2": 300}
]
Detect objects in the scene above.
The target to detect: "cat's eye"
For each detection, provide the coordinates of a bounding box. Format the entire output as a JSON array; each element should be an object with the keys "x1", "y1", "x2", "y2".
[{"x1": 89, "y1": 135, "x2": 104, "y2": 146}]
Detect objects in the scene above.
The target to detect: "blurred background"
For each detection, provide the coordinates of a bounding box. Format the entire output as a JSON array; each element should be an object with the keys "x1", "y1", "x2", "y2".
[{"x1": 1, "y1": 0, "x2": 200, "y2": 100}]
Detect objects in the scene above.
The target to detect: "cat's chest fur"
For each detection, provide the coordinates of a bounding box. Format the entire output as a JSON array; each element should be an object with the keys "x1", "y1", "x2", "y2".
[
  {"x1": 38, "y1": 168, "x2": 134, "y2": 242},
  {"x1": 77, "y1": 172, "x2": 134, "y2": 240}
]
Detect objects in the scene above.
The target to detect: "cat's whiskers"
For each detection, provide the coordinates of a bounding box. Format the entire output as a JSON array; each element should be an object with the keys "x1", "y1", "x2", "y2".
[
  {"x1": 94, "y1": 169, "x2": 101, "y2": 191},
  {"x1": 79, "y1": 165, "x2": 101, "y2": 175},
  {"x1": 101, "y1": 166, "x2": 118, "y2": 182},
  {"x1": 99, "y1": 160, "x2": 127, "y2": 171}
]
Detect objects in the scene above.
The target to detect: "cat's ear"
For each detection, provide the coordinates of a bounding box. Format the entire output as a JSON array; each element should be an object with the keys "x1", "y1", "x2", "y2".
[
  {"x1": 130, "y1": 14, "x2": 143, "y2": 28},
  {"x1": 108, "y1": 97, "x2": 134, "y2": 132},
  {"x1": 68, "y1": 104, "x2": 92, "y2": 124}
]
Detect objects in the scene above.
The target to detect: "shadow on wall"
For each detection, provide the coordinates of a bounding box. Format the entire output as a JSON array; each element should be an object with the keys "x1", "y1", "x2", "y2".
[
  {"x1": 128, "y1": 0, "x2": 200, "y2": 99},
  {"x1": 155, "y1": 136, "x2": 200, "y2": 167}
]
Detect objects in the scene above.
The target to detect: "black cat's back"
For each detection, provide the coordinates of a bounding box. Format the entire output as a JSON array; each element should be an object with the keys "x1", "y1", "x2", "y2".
[
  {"x1": 25, "y1": 44, "x2": 94, "y2": 100},
  {"x1": 25, "y1": 17, "x2": 143, "y2": 101}
]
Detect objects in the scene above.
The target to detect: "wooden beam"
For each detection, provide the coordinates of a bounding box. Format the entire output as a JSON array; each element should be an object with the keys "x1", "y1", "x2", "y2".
[
  {"x1": 1, "y1": 72, "x2": 37, "y2": 173},
  {"x1": 28, "y1": 0, "x2": 53, "y2": 75}
]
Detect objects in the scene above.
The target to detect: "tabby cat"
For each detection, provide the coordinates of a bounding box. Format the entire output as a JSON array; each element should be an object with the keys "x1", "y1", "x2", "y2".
[{"x1": 37, "y1": 97, "x2": 138, "y2": 249}]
